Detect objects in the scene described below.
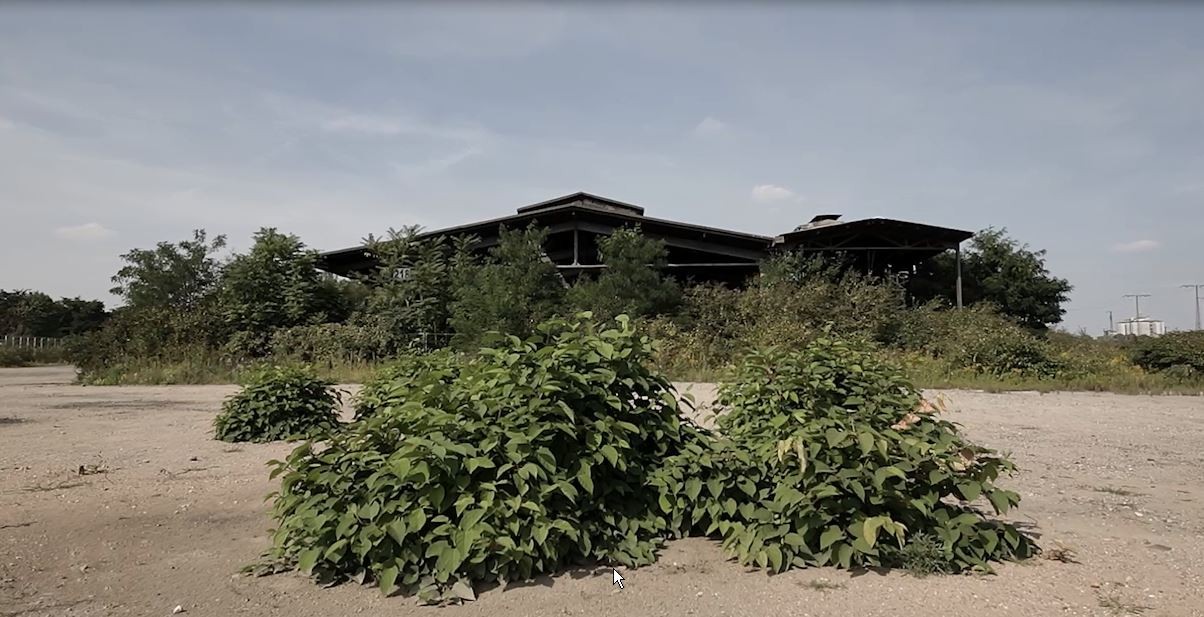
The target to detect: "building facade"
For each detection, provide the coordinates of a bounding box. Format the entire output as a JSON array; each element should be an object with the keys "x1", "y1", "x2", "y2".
[{"x1": 318, "y1": 192, "x2": 973, "y2": 295}]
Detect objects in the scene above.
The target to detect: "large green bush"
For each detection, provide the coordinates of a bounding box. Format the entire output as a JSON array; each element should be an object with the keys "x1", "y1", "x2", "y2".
[
  {"x1": 269, "y1": 322, "x2": 397, "y2": 364},
  {"x1": 648, "y1": 263, "x2": 904, "y2": 380},
  {"x1": 214, "y1": 366, "x2": 341, "y2": 443},
  {"x1": 1130, "y1": 331, "x2": 1204, "y2": 376},
  {"x1": 892, "y1": 305, "x2": 1062, "y2": 378},
  {"x1": 259, "y1": 315, "x2": 1034, "y2": 602},
  {"x1": 708, "y1": 340, "x2": 1036, "y2": 573},
  {"x1": 351, "y1": 350, "x2": 460, "y2": 420},
  {"x1": 262, "y1": 314, "x2": 703, "y2": 601}
]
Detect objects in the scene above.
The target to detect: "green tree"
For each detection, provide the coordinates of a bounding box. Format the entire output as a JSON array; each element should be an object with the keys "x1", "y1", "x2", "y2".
[
  {"x1": 910, "y1": 228, "x2": 1072, "y2": 330},
  {"x1": 219, "y1": 228, "x2": 327, "y2": 350},
  {"x1": 355, "y1": 226, "x2": 457, "y2": 337},
  {"x1": 0, "y1": 290, "x2": 108, "y2": 337},
  {"x1": 568, "y1": 227, "x2": 681, "y2": 320},
  {"x1": 449, "y1": 226, "x2": 565, "y2": 347},
  {"x1": 110, "y1": 229, "x2": 227, "y2": 311}
]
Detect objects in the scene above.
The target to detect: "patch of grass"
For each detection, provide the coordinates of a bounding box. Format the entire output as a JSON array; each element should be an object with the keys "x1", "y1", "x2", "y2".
[
  {"x1": 1098, "y1": 593, "x2": 1150, "y2": 615},
  {"x1": 1043, "y1": 544, "x2": 1079, "y2": 564},
  {"x1": 23, "y1": 480, "x2": 86, "y2": 493},
  {"x1": 78, "y1": 356, "x2": 385, "y2": 386},
  {"x1": 1095, "y1": 486, "x2": 1142, "y2": 497},
  {"x1": 798, "y1": 578, "x2": 844, "y2": 591},
  {"x1": 0, "y1": 345, "x2": 68, "y2": 367},
  {"x1": 893, "y1": 534, "x2": 950, "y2": 577},
  {"x1": 898, "y1": 352, "x2": 1204, "y2": 395}
]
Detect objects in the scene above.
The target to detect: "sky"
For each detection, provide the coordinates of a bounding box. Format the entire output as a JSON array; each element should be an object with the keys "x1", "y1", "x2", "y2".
[{"x1": 1, "y1": 2, "x2": 1202, "y2": 333}]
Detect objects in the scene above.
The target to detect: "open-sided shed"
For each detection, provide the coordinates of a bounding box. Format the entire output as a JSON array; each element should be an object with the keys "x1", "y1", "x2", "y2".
[{"x1": 317, "y1": 192, "x2": 972, "y2": 303}]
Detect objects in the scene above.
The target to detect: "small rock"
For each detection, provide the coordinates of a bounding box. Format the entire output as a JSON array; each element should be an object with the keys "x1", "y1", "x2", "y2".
[{"x1": 172, "y1": 605, "x2": 185, "y2": 614}]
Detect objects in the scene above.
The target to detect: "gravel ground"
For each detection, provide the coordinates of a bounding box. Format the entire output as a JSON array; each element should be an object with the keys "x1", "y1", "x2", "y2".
[{"x1": 2, "y1": 367, "x2": 1203, "y2": 617}]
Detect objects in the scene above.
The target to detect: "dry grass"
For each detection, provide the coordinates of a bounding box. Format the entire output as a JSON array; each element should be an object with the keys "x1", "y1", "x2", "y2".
[
  {"x1": 1098, "y1": 593, "x2": 1151, "y2": 615},
  {"x1": 798, "y1": 578, "x2": 845, "y2": 591},
  {"x1": 1094, "y1": 486, "x2": 1142, "y2": 497}
]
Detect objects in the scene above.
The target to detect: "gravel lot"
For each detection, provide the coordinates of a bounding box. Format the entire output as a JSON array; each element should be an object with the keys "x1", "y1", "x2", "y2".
[{"x1": 2, "y1": 366, "x2": 1203, "y2": 617}]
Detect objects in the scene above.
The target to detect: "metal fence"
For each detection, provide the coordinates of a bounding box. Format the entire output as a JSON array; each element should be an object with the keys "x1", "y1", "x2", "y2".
[
  {"x1": 1, "y1": 335, "x2": 63, "y2": 349},
  {"x1": 1, "y1": 334, "x2": 63, "y2": 349}
]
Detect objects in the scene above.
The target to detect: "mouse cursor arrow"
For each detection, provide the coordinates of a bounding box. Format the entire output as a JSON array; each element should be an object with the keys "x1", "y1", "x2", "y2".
[{"x1": 612, "y1": 568, "x2": 625, "y2": 590}]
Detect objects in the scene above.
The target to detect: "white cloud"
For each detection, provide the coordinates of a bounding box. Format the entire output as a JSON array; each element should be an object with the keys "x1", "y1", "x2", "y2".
[
  {"x1": 1111, "y1": 239, "x2": 1160, "y2": 253},
  {"x1": 54, "y1": 222, "x2": 115, "y2": 240},
  {"x1": 393, "y1": 145, "x2": 484, "y2": 181},
  {"x1": 751, "y1": 184, "x2": 799, "y2": 203},
  {"x1": 322, "y1": 114, "x2": 407, "y2": 136},
  {"x1": 318, "y1": 111, "x2": 489, "y2": 144},
  {"x1": 693, "y1": 116, "x2": 727, "y2": 137}
]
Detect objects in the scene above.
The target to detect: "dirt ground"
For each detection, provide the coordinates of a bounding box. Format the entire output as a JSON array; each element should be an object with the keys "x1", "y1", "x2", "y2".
[{"x1": 2, "y1": 367, "x2": 1203, "y2": 617}]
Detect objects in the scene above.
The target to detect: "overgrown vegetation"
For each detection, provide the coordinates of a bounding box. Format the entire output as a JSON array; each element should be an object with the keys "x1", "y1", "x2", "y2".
[
  {"x1": 1, "y1": 289, "x2": 107, "y2": 339},
  {"x1": 0, "y1": 345, "x2": 68, "y2": 367},
  {"x1": 213, "y1": 366, "x2": 341, "y2": 443},
  {"x1": 261, "y1": 314, "x2": 709, "y2": 600},
  {"x1": 258, "y1": 314, "x2": 1035, "y2": 602},
  {"x1": 34, "y1": 219, "x2": 1201, "y2": 393},
  {"x1": 708, "y1": 341, "x2": 1035, "y2": 573},
  {"x1": 1130, "y1": 331, "x2": 1204, "y2": 376}
]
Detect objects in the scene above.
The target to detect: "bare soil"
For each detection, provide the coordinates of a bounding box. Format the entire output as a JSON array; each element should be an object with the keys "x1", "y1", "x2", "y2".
[{"x1": 2, "y1": 367, "x2": 1203, "y2": 617}]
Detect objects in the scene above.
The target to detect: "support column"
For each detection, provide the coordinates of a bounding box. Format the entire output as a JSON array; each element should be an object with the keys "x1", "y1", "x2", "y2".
[
  {"x1": 955, "y1": 244, "x2": 963, "y2": 309},
  {"x1": 572, "y1": 227, "x2": 579, "y2": 265}
]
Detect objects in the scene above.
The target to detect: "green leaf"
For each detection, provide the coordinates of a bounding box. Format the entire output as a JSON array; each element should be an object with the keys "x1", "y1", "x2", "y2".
[
  {"x1": 684, "y1": 478, "x2": 702, "y2": 502},
  {"x1": 819, "y1": 525, "x2": 843, "y2": 550},
  {"x1": 386, "y1": 520, "x2": 408, "y2": 545},
  {"x1": 297, "y1": 548, "x2": 320, "y2": 574},
  {"x1": 450, "y1": 579, "x2": 476, "y2": 602},
  {"x1": 378, "y1": 565, "x2": 399, "y2": 595},
  {"x1": 836, "y1": 543, "x2": 854, "y2": 569},
  {"x1": 861, "y1": 516, "x2": 888, "y2": 548},
  {"x1": 873, "y1": 466, "x2": 906, "y2": 487},
  {"x1": 577, "y1": 464, "x2": 594, "y2": 494},
  {"x1": 857, "y1": 431, "x2": 874, "y2": 456},
  {"x1": 985, "y1": 490, "x2": 1007, "y2": 514},
  {"x1": 765, "y1": 545, "x2": 783, "y2": 572},
  {"x1": 957, "y1": 481, "x2": 982, "y2": 501}
]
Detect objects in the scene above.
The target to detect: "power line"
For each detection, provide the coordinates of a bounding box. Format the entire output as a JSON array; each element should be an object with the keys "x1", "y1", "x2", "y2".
[
  {"x1": 1122, "y1": 293, "x2": 1151, "y2": 321},
  {"x1": 1182, "y1": 284, "x2": 1204, "y2": 331}
]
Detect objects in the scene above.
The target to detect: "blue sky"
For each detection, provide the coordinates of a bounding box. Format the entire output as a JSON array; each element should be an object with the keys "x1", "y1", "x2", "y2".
[{"x1": 1, "y1": 3, "x2": 1202, "y2": 332}]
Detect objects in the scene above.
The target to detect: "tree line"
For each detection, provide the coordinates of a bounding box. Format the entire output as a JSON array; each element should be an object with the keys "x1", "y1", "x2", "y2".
[{"x1": 5, "y1": 223, "x2": 1072, "y2": 378}]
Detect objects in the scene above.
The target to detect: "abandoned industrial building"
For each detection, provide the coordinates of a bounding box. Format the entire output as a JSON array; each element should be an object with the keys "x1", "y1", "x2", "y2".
[{"x1": 317, "y1": 192, "x2": 972, "y2": 302}]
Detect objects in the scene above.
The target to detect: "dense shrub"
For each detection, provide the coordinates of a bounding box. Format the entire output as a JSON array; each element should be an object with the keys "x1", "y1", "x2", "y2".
[
  {"x1": 68, "y1": 306, "x2": 226, "y2": 379},
  {"x1": 710, "y1": 340, "x2": 1036, "y2": 572},
  {"x1": 1130, "y1": 331, "x2": 1204, "y2": 376},
  {"x1": 567, "y1": 227, "x2": 681, "y2": 320},
  {"x1": 449, "y1": 226, "x2": 567, "y2": 348},
  {"x1": 651, "y1": 262, "x2": 905, "y2": 378},
  {"x1": 352, "y1": 350, "x2": 460, "y2": 420},
  {"x1": 270, "y1": 322, "x2": 397, "y2": 364},
  {"x1": 214, "y1": 366, "x2": 341, "y2": 443},
  {"x1": 259, "y1": 314, "x2": 1034, "y2": 603},
  {"x1": 0, "y1": 345, "x2": 68, "y2": 367},
  {"x1": 891, "y1": 305, "x2": 1062, "y2": 378},
  {"x1": 261, "y1": 314, "x2": 707, "y2": 601}
]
